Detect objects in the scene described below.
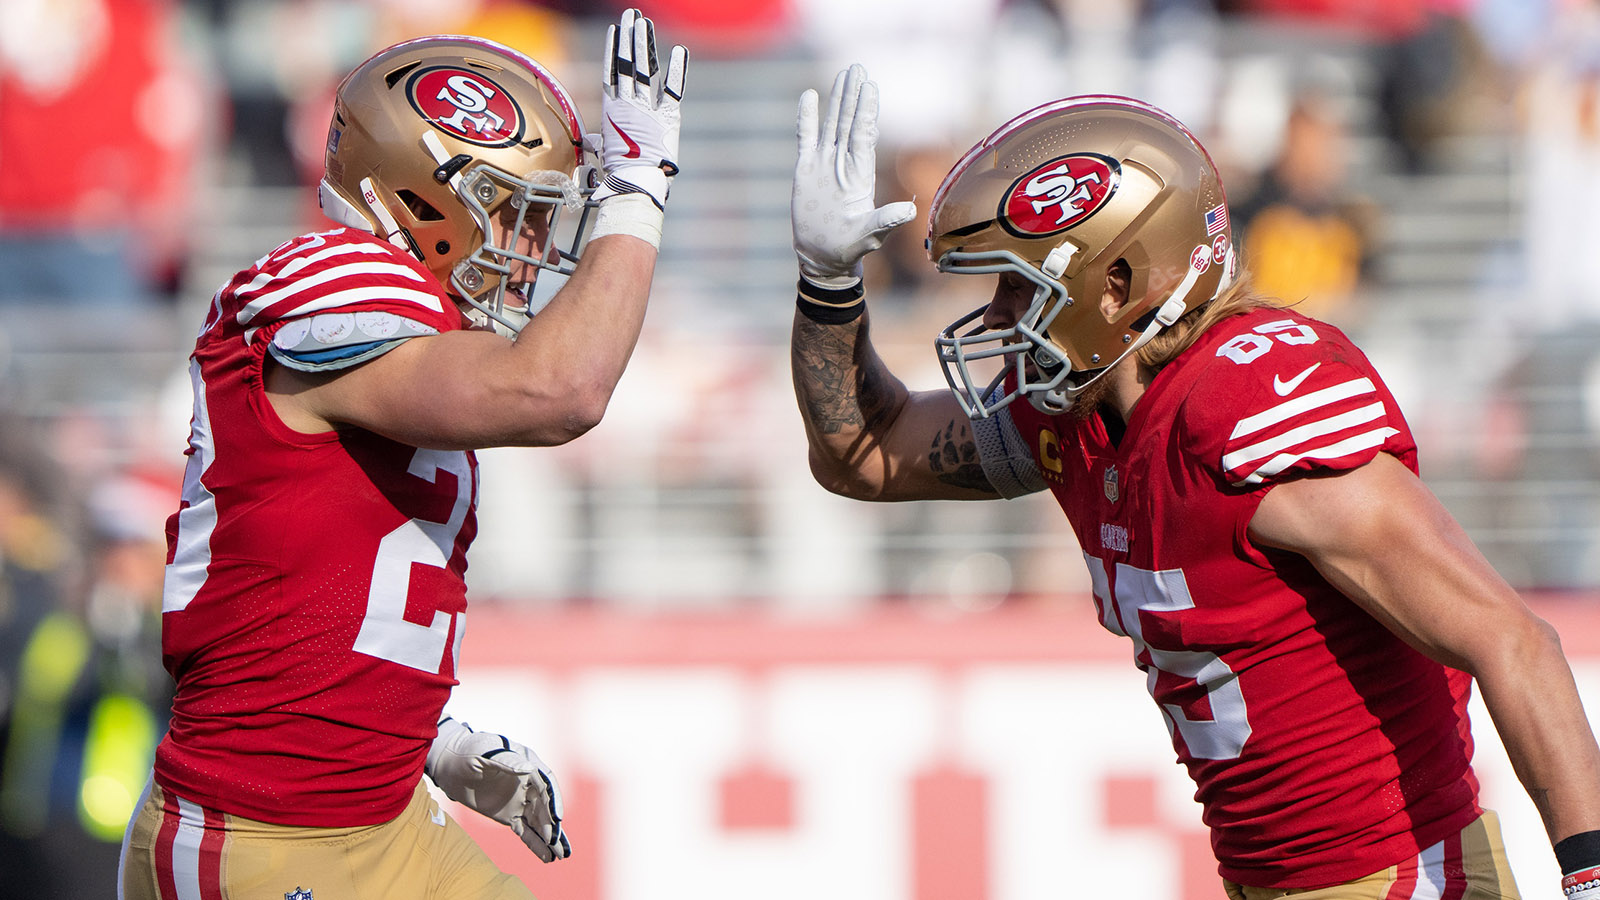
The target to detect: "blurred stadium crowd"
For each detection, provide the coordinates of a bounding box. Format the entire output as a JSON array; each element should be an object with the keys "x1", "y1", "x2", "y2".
[{"x1": 2, "y1": 0, "x2": 1600, "y2": 891}]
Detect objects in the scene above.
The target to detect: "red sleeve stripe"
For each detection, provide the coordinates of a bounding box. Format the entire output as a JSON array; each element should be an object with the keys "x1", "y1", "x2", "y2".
[
  {"x1": 270, "y1": 238, "x2": 393, "y2": 274},
  {"x1": 234, "y1": 238, "x2": 393, "y2": 299},
  {"x1": 1228, "y1": 425, "x2": 1401, "y2": 486},
  {"x1": 1228, "y1": 377, "x2": 1377, "y2": 440}
]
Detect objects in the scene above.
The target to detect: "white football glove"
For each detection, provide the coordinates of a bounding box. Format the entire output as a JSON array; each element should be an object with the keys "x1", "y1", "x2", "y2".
[
  {"x1": 792, "y1": 64, "x2": 918, "y2": 291},
  {"x1": 593, "y1": 8, "x2": 688, "y2": 211},
  {"x1": 425, "y1": 716, "x2": 571, "y2": 863}
]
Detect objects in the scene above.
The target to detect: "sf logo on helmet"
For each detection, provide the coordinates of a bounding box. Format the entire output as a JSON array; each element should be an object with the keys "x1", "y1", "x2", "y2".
[
  {"x1": 1000, "y1": 153, "x2": 1120, "y2": 238},
  {"x1": 407, "y1": 67, "x2": 525, "y2": 148}
]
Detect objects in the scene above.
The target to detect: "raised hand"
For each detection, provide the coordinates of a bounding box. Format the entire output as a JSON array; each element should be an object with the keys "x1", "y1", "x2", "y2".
[
  {"x1": 594, "y1": 8, "x2": 689, "y2": 211},
  {"x1": 792, "y1": 64, "x2": 917, "y2": 290}
]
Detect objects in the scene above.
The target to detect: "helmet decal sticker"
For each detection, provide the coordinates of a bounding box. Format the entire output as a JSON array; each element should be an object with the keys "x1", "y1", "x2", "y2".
[
  {"x1": 1204, "y1": 202, "x2": 1229, "y2": 235},
  {"x1": 999, "y1": 153, "x2": 1120, "y2": 238},
  {"x1": 407, "y1": 67, "x2": 525, "y2": 148},
  {"x1": 1212, "y1": 233, "x2": 1230, "y2": 265}
]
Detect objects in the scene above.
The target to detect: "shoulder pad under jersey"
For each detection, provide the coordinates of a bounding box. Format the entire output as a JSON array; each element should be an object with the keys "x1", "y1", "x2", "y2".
[{"x1": 268, "y1": 311, "x2": 440, "y2": 372}]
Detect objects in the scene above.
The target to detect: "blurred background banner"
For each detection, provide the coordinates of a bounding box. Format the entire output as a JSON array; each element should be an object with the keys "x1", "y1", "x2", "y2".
[
  {"x1": 442, "y1": 603, "x2": 1600, "y2": 900},
  {"x1": 5, "y1": 0, "x2": 1600, "y2": 896}
]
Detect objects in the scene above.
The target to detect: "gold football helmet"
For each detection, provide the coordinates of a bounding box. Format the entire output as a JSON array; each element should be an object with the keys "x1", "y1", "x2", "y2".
[
  {"x1": 319, "y1": 35, "x2": 596, "y2": 334},
  {"x1": 929, "y1": 95, "x2": 1237, "y2": 416}
]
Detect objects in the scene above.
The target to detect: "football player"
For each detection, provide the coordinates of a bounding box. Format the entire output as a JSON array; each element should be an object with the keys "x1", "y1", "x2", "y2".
[
  {"x1": 788, "y1": 64, "x2": 1600, "y2": 899},
  {"x1": 118, "y1": 11, "x2": 687, "y2": 900}
]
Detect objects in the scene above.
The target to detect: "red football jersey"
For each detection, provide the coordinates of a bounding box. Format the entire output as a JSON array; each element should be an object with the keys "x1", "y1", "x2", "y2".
[
  {"x1": 1008, "y1": 307, "x2": 1480, "y2": 888},
  {"x1": 155, "y1": 228, "x2": 479, "y2": 826}
]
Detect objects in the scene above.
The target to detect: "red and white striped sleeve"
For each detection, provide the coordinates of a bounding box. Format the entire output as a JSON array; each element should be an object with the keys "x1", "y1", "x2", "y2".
[
  {"x1": 215, "y1": 229, "x2": 461, "y2": 345},
  {"x1": 1178, "y1": 312, "x2": 1417, "y2": 489},
  {"x1": 1220, "y1": 373, "x2": 1402, "y2": 486}
]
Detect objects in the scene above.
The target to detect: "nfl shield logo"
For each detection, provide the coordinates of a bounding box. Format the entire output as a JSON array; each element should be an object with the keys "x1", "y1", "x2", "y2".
[
  {"x1": 286, "y1": 889, "x2": 313, "y2": 900},
  {"x1": 1103, "y1": 465, "x2": 1119, "y2": 502}
]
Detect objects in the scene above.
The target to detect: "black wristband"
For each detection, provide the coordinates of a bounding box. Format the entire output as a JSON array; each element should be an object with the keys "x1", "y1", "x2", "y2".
[
  {"x1": 796, "y1": 295, "x2": 865, "y2": 324},
  {"x1": 796, "y1": 278, "x2": 864, "y2": 305},
  {"x1": 795, "y1": 278, "x2": 866, "y2": 324},
  {"x1": 1556, "y1": 830, "x2": 1600, "y2": 874}
]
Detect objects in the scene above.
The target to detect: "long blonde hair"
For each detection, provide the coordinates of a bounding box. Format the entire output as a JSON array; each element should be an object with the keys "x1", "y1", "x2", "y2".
[{"x1": 1136, "y1": 272, "x2": 1282, "y2": 373}]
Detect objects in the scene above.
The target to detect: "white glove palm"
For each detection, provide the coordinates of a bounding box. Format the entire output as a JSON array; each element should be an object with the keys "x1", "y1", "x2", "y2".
[
  {"x1": 594, "y1": 8, "x2": 688, "y2": 211},
  {"x1": 792, "y1": 64, "x2": 918, "y2": 290},
  {"x1": 425, "y1": 717, "x2": 571, "y2": 863}
]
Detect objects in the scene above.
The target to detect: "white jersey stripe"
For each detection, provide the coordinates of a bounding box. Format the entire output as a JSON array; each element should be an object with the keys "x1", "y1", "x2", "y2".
[
  {"x1": 1222, "y1": 402, "x2": 1388, "y2": 471},
  {"x1": 1233, "y1": 427, "x2": 1400, "y2": 486},
  {"x1": 1229, "y1": 377, "x2": 1377, "y2": 440},
  {"x1": 260, "y1": 241, "x2": 408, "y2": 290},
  {"x1": 1082, "y1": 553, "x2": 1119, "y2": 635},
  {"x1": 200, "y1": 284, "x2": 226, "y2": 338},
  {"x1": 240, "y1": 283, "x2": 447, "y2": 346},
  {"x1": 285, "y1": 238, "x2": 393, "y2": 266},
  {"x1": 236, "y1": 260, "x2": 435, "y2": 325},
  {"x1": 231, "y1": 270, "x2": 275, "y2": 300},
  {"x1": 164, "y1": 359, "x2": 219, "y2": 613},
  {"x1": 1409, "y1": 836, "x2": 1449, "y2": 899},
  {"x1": 281, "y1": 285, "x2": 447, "y2": 320},
  {"x1": 230, "y1": 234, "x2": 353, "y2": 298},
  {"x1": 240, "y1": 286, "x2": 448, "y2": 345},
  {"x1": 171, "y1": 796, "x2": 209, "y2": 900}
]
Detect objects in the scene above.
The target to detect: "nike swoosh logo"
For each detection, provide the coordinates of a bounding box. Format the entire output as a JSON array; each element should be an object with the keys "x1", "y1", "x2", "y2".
[
  {"x1": 608, "y1": 116, "x2": 641, "y2": 159},
  {"x1": 1273, "y1": 362, "x2": 1320, "y2": 396}
]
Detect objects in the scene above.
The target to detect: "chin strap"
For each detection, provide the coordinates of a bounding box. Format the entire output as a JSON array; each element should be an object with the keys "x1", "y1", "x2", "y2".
[
  {"x1": 1133, "y1": 244, "x2": 1210, "y2": 347},
  {"x1": 1031, "y1": 243, "x2": 1219, "y2": 414},
  {"x1": 360, "y1": 177, "x2": 414, "y2": 254}
]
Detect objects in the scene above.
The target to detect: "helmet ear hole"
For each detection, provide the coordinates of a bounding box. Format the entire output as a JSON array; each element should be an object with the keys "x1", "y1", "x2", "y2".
[
  {"x1": 396, "y1": 189, "x2": 445, "y2": 221},
  {"x1": 1103, "y1": 258, "x2": 1132, "y2": 321}
]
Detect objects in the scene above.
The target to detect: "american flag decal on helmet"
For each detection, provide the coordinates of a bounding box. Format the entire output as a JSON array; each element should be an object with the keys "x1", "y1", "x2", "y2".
[{"x1": 1205, "y1": 203, "x2": 1229, "y2": 236}]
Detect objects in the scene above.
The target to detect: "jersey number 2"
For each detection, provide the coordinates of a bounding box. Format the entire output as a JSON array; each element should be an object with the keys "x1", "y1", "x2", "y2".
[
  {"x1": 352, "y1": 448, "x2": 474, "y2": 674},
  {"x1": 1086, "y1": 555, "x2": 1251, "y2": 760}
]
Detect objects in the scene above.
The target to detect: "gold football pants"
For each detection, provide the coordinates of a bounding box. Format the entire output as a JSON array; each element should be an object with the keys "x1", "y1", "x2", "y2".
[
  {"x1": 1223, "y1": 810, "x2": 1520, "y2": 899},
  {"x1": 119, "y1": 778, "x2": 535, "y2": 900}
]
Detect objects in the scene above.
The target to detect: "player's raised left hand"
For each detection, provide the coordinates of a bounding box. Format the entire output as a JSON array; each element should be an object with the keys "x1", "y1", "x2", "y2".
[{"x1": 425, "y1": 716, "x2": 571, "y2": 862}]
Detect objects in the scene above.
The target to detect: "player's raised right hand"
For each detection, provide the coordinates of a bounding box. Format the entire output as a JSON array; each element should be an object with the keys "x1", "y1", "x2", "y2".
[{"x1": 791, "y1": 64, "x2": 917, "y2": 291}]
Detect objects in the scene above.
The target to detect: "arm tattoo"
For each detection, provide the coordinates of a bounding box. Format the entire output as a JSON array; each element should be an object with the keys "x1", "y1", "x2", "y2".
[
  {"x1": 793, "y1": 316, "x2": 897, "y2": 436},
  {"x1": 927, "y1": 418, "x2": 994, "y2": 493}
]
